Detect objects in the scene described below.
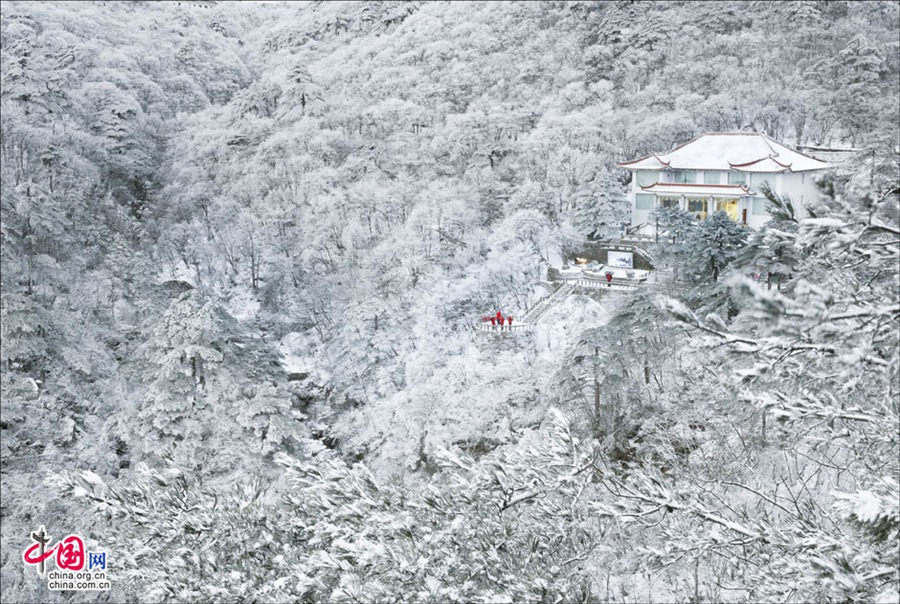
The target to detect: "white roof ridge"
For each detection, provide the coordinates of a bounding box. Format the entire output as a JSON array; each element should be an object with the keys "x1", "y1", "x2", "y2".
[{"x1": 760, "y1": 133, "x2": 780, "y2": 157}]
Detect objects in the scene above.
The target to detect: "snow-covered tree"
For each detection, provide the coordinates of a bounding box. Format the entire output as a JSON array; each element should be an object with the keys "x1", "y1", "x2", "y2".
[
  {"x1": 598, "y1": 168, "x2": 899, "y2": 602},
  {"x1": 58, "y1": 410, "x2": 599, "y2": 602}
]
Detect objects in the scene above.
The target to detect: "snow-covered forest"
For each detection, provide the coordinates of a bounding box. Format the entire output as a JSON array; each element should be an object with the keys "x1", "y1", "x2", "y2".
[{"x1": 1, "y1": 1, "x2": 898, "y2": 602}]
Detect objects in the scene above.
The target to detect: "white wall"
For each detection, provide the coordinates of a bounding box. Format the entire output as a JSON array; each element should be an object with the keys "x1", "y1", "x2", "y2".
[
  {"x1": 779, "y1": 171, "x2": 823, "y2": 216},
  {"x1": 629, "y1": 171, "x2": 653, "y2": 227},
  {"x1": 746, "y1": 200, "x2": 770, "y2": 229}
]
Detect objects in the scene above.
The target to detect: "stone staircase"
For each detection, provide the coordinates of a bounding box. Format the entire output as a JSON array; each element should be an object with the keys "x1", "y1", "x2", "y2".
[
  {"x1": 521, "y1": 282, "x2": 573, "y2": 324},
  {"x1": 474, "y1": 282, "x2": 574, "y2": 334}
]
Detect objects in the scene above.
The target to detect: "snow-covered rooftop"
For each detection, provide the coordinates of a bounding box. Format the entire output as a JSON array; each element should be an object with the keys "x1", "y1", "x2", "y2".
[{"x1": 619, "y1": 133, "x2": 831, "y2": 173}]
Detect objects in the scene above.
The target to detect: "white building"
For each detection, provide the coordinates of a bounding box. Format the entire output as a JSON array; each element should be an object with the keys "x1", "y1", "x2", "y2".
[{"x1": 618, "y1": 133, "x2": 830, "y2": 232}]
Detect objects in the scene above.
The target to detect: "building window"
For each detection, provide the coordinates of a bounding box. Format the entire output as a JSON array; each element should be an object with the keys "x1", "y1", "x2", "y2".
[
  {"x1": 635, "y1": 194, "x2": 655, "y2": 210},
  {"x1": 728, "y1": 171, "x2": 747, "y2": 185},
  {"x1": 717, "y1": 198, "x2": 739, "y2": 221},
  {"x1": 752, "y1": 197, "x2": 767, "y2": 215},
  {"x1": 672, "y1": 170, "x2": 695, "y2": 184},
  {"x1": 703, "y1": 171, "x2": 720, "y2": 184},
  {"x1": 687, "y1": 198, "x2": 707, "y2": 213},
  {"x1": 636, "y1": 171, "x2": 657, "y2": 186},
  {"x1": 659, "y1": 196, "x2": 679, "y2": 208},
  {"x1": 663, "y1": 170, "x2": 695, "y2": 184},
  {"x1": 750, "y1": 173, "x2": 772, "y2": 191}
]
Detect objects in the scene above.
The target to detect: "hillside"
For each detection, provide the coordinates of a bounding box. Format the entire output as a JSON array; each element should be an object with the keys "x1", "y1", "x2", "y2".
[{"x1": 1, "y1": 1, "x2": 898, "y2": 602}]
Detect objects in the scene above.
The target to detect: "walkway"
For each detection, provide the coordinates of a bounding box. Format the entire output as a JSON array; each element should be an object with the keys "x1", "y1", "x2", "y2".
[
  {"x1": 475, "y1": 266, "x2": 658, "y2": 335},
  {"x1": 474, "y1": 282, "x2": 573, "y2": 334}
]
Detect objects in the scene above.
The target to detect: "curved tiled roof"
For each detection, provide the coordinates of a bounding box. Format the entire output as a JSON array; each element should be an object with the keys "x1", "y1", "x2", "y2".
[
  {"x1": 618, "y1": 133, "x2": 830, "y2": 172},
  {"x1": 729, "y1": 156, "x2": 792, "y2": 172}
]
